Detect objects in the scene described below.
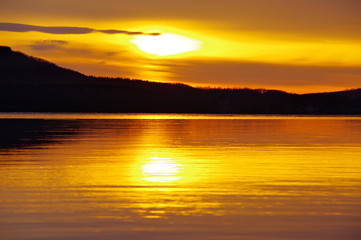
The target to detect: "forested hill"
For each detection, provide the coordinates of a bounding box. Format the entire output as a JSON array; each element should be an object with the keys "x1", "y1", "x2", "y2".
[{"x1": 1, "y1": 46, "x2": 360, "y2": 114}]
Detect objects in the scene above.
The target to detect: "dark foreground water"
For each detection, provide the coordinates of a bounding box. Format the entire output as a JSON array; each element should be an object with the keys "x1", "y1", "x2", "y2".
[{"x1": 0, "y1": 114, "x2": 360, "y2": 240}]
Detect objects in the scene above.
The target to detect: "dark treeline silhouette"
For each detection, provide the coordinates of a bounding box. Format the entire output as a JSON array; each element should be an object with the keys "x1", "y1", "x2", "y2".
[{"x1": 1, "y1": 46, "x2": 360, "y2": 114}]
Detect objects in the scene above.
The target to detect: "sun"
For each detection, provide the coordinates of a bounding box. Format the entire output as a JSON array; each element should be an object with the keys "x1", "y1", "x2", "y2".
[{"x1": 131, "y1": 33, "x2": 202, "y2": 56}]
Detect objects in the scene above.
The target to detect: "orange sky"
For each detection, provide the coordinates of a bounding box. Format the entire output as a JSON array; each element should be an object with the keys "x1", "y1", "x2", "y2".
[{"x1": 1, "y1": 0, "x2": 361, "y2": 93}]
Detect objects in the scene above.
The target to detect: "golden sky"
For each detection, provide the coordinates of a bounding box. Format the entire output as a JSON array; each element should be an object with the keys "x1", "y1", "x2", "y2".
[{"x1": 1, "y1": 0, "x2": 361, "y2": 93}]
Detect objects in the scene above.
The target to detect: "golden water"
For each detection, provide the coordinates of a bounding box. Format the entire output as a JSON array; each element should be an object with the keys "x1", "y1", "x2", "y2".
[{"x1": 0, "y1": 114, "x2": 360, "y2": 240}]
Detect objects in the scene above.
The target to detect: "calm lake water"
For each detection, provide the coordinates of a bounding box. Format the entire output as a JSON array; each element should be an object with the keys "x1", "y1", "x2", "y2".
[{"x1": 0, "y1": 113, "x2": 360, "y2": 240}]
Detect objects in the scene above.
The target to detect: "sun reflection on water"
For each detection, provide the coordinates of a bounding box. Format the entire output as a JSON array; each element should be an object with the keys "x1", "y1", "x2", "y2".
[{"x1": 141, "y1": 157, "x2": 183, "y2": 183}]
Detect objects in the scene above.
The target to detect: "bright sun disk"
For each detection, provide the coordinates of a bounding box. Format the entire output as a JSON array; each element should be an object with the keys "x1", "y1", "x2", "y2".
[{"x1": 131, "y1": 33, "x2": 202, "y2": 56}]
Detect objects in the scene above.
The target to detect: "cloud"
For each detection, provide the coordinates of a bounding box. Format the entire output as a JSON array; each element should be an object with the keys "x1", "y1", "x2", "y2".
[
  {"x1": 28, "y1": 40, "x2": 68, "y2": 51},
  {"x1": 105, "y1": 51, "x2": 119, "y2": 56},
  {"x1": 150, "y1": 58, "x2": 361, "y2": 93},
  {"x1": 98, "y1": 29, "x2": 160, "y2": 36},
  {"x1": 0, "y1": 22, "x2": 160, "y2": 36}
]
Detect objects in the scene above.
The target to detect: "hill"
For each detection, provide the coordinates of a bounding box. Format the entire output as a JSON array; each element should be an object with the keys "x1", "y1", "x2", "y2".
[{"x1": 1, "y1": 46, "x2": 360, "y2": 114}]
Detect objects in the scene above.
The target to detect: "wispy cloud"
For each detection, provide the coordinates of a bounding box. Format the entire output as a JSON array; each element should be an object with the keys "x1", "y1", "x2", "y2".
[
  {"x1": 154, "y1": 58, "x2": 361, "y2": 93},
  {"x1": 28, "y1": 40, "x2": 69, "y2": 51},
  {"x1": 0, "y1": 23, "x2": 160, "y2": 36}
]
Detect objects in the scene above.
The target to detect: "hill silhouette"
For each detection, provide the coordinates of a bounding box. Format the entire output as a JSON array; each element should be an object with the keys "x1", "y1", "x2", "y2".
[{"x1": 1, "y1": 46, "x2": 360, "y2": 114}]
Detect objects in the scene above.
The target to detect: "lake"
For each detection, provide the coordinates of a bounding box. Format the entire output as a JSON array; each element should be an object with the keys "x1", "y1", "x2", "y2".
[{"x1": 0, "y1": 113, "x2": 360, "y2": 240}]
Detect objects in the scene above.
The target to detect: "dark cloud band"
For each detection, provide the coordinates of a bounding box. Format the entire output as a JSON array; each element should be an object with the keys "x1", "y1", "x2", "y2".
[{"x1": 0, "y1": 23, "x2": 160, "y2": 36}]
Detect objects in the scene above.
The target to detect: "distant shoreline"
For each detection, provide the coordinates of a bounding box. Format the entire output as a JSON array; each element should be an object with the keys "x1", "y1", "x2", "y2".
[
  {"x1": 1, "y1": 46, "x2": 361, "y2": 115},
  {"x1": 1, "y1": 112, "x2": 361, "y2": 120}
]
